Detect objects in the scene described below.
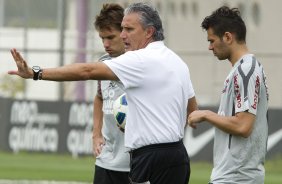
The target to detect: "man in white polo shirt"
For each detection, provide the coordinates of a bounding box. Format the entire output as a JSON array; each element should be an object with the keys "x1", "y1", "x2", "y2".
[{"x1": 9, "y1": 2, "x2": 198, "y2": 184}]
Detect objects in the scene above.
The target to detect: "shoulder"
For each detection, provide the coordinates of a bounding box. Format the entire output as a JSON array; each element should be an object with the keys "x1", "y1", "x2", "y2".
[
  {"x1": 99, "y1": 54, "x2": 111, "y2": 61},
  {"x1": 113, "y1": 51, "x2": 142, "y2": 63},
  {"x1": 236, "y1": 54, "x2": 261, "y2": 75}
]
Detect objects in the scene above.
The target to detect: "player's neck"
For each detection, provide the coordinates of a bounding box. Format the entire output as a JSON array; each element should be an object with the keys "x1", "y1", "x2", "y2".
[{"x1": 230, "y1": 45, "x2": 249, "y2": 66}]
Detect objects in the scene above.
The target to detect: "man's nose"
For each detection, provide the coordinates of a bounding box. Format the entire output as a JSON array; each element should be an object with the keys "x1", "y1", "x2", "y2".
[
  {"x1": 103, "y1": 40, "x2": 110, "y2": 48},
  {"x1": 208, "y1": 44, "x2": 213, "y2": 50},
  {"x1": 120, "y1": 30, "x2": 126, "y2": 39}
]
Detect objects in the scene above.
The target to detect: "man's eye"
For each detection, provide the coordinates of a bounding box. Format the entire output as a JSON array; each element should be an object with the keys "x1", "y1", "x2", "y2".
[{"x1": 124, "y1": 27, "x2": 132, "y2": 32}]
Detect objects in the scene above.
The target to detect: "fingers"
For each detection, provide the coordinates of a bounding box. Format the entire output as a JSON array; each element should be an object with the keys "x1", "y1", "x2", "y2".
[
  {"x1": 10, "y1": 48, "x2": 25, "y2": 66},
  {"x1": 94, "y1": 147, "x2": 101, "y2": 157},
  {"x1": 10, "y1": 48, "x2": 17, "y2": 61},
  {"x1": 92, "y1": 136, "x2": 105, "y2": 157},
  {"x1": 10, "y1": 49, "x2": 21, "y2": 68},
  {"x1": 188, "y1": 119, "x2": 197, "y2": 129},
  {"x1": 94, "y1": 143, "x2": 104, "y2": 157},
  {"x1": 119, "y1": 127, "x2": 125, "y2": 133},
  {"x1": 9, "y1": 48, "x2": 20, "y2": 75},
  {"x1": 9, "y1": 48, "x2": 33, "y2": 79},
  {"x1": 7, "y1": 70, "x2": 19, "y2": 75},
  {"x1": 11, "y1": 48, "x2": 21, "y2": 64},
  {"x1": 93, "y1": 144, "x2": 101, "y2": 157},
  {"x1": 16, "y1": 49, "x2": 24, "y2": 61}
]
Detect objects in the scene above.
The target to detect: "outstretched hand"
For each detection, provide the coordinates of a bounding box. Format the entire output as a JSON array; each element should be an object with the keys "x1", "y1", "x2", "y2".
[{"x1": 8, "y1": 48, "x2": 33, "y2": 79}]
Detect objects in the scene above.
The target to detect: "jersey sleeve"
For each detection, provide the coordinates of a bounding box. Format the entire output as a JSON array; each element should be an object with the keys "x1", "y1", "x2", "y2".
[
  {"x1": 233, "y1": 61, "x2": 260, "y2": 115},
  {"x1": 103, "y1": 51, "x2": 144, "y2": 89},
  {"x1": 246, "y1": 71, "x2": 261, "y2": 115},
  {"x1": 186, "y1": 67, "x2": 195, "y2": 99}
]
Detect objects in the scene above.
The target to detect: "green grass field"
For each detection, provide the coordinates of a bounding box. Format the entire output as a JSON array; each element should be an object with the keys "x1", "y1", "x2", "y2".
[
  {"x1": 0, "y1": 151, "x2": 93, "y2": 182},
  {"x1": 0, "y1": 151, "x2": 281, "y2": 183}
]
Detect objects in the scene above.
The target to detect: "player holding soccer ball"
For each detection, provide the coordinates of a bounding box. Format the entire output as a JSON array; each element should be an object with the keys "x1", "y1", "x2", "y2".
[
  {"x1": 188, "y1": 6, "x2": 269, "y2": 184},
  {"x1": 9, "y1": 2, "x2": 198, "y2": 184},
  {"x1": 92, "y1": 4, "x2": 130, "y2": 184}
]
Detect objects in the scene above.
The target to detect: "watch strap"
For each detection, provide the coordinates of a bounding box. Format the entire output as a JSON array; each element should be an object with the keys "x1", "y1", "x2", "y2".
[
  {"x1": 38, "y1": 70, "x2": 43, "y2": 80},
  {"x1": 32, "y1": 66, "x2": 42, "y2": 80}
]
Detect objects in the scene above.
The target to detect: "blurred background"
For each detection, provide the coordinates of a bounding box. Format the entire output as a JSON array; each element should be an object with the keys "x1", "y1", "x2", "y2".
[
  {"x1": 0, "y1": 0, "x2": 281, "y2": 105},
  {"x1": 0, "y1": 0, "x2": 281, "y2": 183}
]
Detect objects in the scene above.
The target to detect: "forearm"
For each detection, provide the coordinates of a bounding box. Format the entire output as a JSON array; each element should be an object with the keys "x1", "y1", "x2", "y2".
[
  {"x1": 186, "y1": 96, "x2": 198, "y2": 126},
  {"x1": 203, "y1": 110, "x2": 254, "y2": 137},
  {"x1": 187, "y1": 96, "x2": 198, "y2": 116},
  {"x1": 93, "y1": 95, "x2": 104, "y2": 138},
  {"x1": 204, "y1": 111, "x2": 239, "y2": 133},
  {"x1": 42, "y1": 63, "x2": 97, "y2": 81},
  {"x1": 92, "y1": 95, "x2": 105, "y2": 156},
  {"x1": 9, "y1": 48, "x2": 118, "y2": 81}
]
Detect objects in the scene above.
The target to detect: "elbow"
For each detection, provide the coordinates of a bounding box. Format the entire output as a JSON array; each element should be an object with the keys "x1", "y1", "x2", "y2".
[
  {"x1": 240, "y1": 132, "x2": 251, "y2": 138},
  {"x1": 233, "y1": 113, "x2": 255, "y2": 138},
  {"x1": 238, "y1": 127, "x2": 252, "y2": 138},
  {"x1": 80, "y1": 67, "x2": 93, "y2": 80}
]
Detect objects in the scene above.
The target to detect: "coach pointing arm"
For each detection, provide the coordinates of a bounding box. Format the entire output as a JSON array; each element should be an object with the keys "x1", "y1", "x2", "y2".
[
  {"x1": 8, "y1": 48, "x2": 118, "y2": 81},
  {"x1": 8, "y1": 3, "x2": 199, "y2": 183}
]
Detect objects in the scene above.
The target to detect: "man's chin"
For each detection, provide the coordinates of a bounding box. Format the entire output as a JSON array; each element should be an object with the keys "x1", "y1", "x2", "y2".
[
  {"x1": 125, "y1": 48, "x2": 133, "y2": 52},
  {"x1": 217, "y1": 57, "x2": 227, "y2": 61},
  {"x1": 215, "y1": 55, "x2": 225, "y2": 60}
]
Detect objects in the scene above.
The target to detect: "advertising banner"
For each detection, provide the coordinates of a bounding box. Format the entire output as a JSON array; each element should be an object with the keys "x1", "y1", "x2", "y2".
[{"x1": 0, "y1": 97, "x2": 281, "y2": 161}]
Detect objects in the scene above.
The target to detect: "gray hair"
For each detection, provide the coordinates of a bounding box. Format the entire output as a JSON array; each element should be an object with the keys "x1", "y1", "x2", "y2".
[{"x1": 124, "y1": 2, "x2": 164, "y2": 41}]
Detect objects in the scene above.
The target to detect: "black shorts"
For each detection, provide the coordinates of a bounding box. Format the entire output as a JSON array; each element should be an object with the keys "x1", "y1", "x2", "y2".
[
  {"x1": 93, "y1": 165, "x2": 130, "y2": 184},
  {"x1": 129, "y1": 140, "x2": 190, "y2": 184}
]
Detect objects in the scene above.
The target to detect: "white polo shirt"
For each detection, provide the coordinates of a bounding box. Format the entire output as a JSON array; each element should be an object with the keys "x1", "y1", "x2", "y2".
[{"x1": 104, "y1": 41, "x2": 195, "y2": 149}]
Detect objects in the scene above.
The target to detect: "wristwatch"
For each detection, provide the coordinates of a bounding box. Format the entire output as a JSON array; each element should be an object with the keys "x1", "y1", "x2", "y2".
[{"x1": 32, "y1": 66, "x2": 42, "y2": 80}]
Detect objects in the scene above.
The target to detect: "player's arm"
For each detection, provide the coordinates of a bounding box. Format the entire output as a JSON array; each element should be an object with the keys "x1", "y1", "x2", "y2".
[
  {"x1": 41, "y1": 62, "x2": 117, "y2": 81},
  {"x1": 188, "y1": 110, "x2": 255, "y2": 138},
  {"x1": 186, "y1": 96, "x2": 198, "y2": 126},
  {"x1": 8, "y1": 48, "x2": 118, "y2": 81},
  {"x1": 92, "y1": 92, "x2": 105, "y2": 157},
  {"x1": 187, "y1": 96, "x2": 198, "y2": 115}
]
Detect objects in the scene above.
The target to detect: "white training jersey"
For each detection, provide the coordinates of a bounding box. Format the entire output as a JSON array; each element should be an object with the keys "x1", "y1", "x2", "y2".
[
  {"x1": 211, "y1": 54, "x2": 269, "y2": 184},
  {"x1": 95, "y1": 54, "x2": 130, "y2": 172},
  {"x1": 104, "y1": 41, "x2": 195, "y2": 149}
]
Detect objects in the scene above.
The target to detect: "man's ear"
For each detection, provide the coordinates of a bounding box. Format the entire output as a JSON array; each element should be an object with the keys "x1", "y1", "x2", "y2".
[
  {"x1": 145, "y1": 26, "x2": 155, "y2": 39},
  {"x1": 223, "y1": 32, "x2": 233, "y2": 44}
]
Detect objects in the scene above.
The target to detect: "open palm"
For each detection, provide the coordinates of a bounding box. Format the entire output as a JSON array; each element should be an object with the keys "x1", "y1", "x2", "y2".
[{"x1": 8, "y1": 48, "x2": 33, "y2": 79}]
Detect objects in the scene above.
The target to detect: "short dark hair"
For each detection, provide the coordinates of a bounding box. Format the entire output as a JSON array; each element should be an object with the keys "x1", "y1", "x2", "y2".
[
  {"x1": 201, "y1": 6, "x2": 246, "y2": 43},
  {"x1": 94, "y1": 3, "x2": 124, "y2": 32}
]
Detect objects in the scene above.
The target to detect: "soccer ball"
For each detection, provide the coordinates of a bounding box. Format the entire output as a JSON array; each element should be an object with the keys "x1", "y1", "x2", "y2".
[{"x1": 113, "y1": 93, "x2": 128, "y2": 129}]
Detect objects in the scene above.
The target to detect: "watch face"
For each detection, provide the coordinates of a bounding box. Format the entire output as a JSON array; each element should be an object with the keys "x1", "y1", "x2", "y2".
[{"x1": 32, "y1": 66, "x2": 41, "y2": 72}]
